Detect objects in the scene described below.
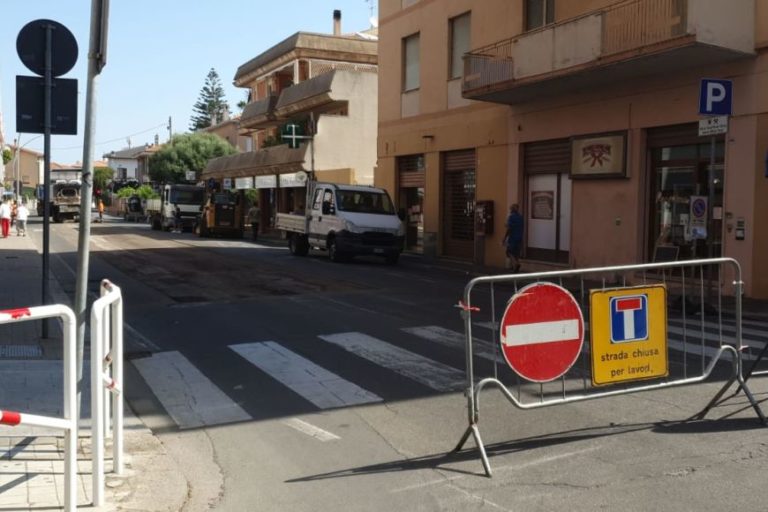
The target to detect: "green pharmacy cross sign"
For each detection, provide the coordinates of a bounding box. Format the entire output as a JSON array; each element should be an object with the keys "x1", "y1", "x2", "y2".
[{"x1": 281, "y1": 123, "x2": 310, "y2": 149}]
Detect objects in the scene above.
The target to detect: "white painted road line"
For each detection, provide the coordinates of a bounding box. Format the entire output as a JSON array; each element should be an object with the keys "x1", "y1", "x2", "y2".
[
  {"x1": 133, "y1": 351, "x2": 251, "y2": 429},
  {"x1": 318, "y1": 332, "x2": 465, "y2": 391},
  {"x1": 229, "y1": 342, "x2": 381, "y2": 409},
  {"x1": 402, "y1": 326, "x2": 504, "y2": 363},
  {"x1": 283, "y1": 418, "x2": 340, "y2": 442}
]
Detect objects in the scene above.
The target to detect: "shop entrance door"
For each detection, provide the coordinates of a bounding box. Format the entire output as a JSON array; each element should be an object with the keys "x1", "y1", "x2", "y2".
[
  {"x1": 442, "y1": 150, "x2": 476, "y2": 259},
  {"x1": 526, "y1": 173, "x2": 571, "y2": 263},
  {"x1": 398, "y1": 155, "x2": 426, "y2": 253}
]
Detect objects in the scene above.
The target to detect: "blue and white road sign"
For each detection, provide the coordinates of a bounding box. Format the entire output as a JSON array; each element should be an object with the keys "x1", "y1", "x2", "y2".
[
  {"x1": 699, "y1": 79, "x2": 733, "y2": 116},
  {"x1": 610, "y1": 295, "x2": 649, "y2": 343}
]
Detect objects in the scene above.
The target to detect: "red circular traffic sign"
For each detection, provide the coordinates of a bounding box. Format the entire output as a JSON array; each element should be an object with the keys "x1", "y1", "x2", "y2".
[{"x1": 500, "y1": 282, "x2": 584, "y2": 382}]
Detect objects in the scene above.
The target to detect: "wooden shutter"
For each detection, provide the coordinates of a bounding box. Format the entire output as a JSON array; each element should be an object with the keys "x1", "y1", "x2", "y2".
[{"x1": 397, "y1": 155, "x2": 425, "y2": 188}]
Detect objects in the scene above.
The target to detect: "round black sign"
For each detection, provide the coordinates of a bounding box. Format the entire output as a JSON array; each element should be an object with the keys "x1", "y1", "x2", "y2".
[{"x1": 16, "y1": 19, "x2": 78, "y2": 77}]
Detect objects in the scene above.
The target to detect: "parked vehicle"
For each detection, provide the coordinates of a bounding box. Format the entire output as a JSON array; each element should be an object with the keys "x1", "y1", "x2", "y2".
[
  {"x1": 275, "y1": 182, "x2": 404, "y2": 264},
  {"x1": 123, "y1": 195, "x2": 145, "y2": 222},
  {"x1": 36, "y1": 170, "x2": 83, "y2": 222},
  {"x1": 196, "y1": 188, "x2": 245, "y2": 238},
  {"x1": 145, "y1": 184, "x2": 204, "y2": 232}
]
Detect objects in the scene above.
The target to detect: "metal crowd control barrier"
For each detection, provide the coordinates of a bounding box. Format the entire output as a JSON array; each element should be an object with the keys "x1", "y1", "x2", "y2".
[
  {"x1": 0, "y1": 305, "x2": 78, "y2": 512},
  {"x1": 453, "y1": 258, "x2": 767, "y2": 477},
  {"x1": 90, "y1": 279, "x2": 124, "y2": 507}
]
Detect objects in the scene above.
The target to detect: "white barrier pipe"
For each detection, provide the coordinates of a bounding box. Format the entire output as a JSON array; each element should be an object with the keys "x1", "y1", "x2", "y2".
[
  {"x1": 91, "y1": 280, "x2": 125, "y2": 506},
  {"x1": 0, "y1": 304, "x2": 78, "y2": 512}
]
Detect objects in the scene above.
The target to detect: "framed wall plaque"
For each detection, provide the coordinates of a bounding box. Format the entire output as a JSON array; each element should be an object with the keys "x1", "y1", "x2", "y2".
[{"x1": 571, "y1": 132, "x2": 627, "y2": 178}]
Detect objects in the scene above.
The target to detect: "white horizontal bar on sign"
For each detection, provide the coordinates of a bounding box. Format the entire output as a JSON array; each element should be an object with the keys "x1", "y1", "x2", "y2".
[
  {"x1": 318, "y1": 332, "x2": 465, "y2": 391},
  {"x1": 132, "y1": 351, "x2": 251, "y2": 429},
  {"x1": 229, "y1": 342, "x2": 381, "y2": 409},
  {"x1": 503, "y1": 320, "x2": 580, "y2": 347}
]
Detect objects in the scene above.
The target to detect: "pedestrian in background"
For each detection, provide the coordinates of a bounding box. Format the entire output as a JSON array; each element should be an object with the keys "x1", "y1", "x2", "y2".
[
  {"x1": 502, "y1": 204, "x2": 524, "y2": 273},
  {"x1": 247, "y1": 203, "x2": 260, "y2": 241},
  {"x1": 16, "y1": 202, "x2": 29, "y2": 237},
  {"x1": 0, "y1": 200, "x2": 11, "y2": 238},
  {"x1": 98, "y1": 198, "x2": 105, "y2": 222},
  {"x1": 173, "y1": 205, "x2": 182, "y2": 233},
  {"x1": 10, "y1": 201, "x2": 18, "y2": 229}
]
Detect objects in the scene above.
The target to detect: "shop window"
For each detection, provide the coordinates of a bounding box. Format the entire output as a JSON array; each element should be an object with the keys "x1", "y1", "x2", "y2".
[
  {"x1": 403, "y1": 33, "x2": 420, "y2": 91},
  {"x1": 525, "y1": 0, "x2": 554, "y2": 31},
  {"x1": 649, "y1": 142, "x2": 724, "y2": 262},
  {"x1": 449, "y1": 13, "x2": 471, "y2": 80}
]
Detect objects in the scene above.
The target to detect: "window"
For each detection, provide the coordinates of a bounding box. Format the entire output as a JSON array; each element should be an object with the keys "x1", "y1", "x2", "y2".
[
  {"x1": 403, "y1": 33, "x2": 420, "y2": 91},
  {"x1": 449, "y1": 13, "x2": 471, "y2": 80},
  {"x1": 525, "y1": 0, "x2": 554, "y2": 31}
]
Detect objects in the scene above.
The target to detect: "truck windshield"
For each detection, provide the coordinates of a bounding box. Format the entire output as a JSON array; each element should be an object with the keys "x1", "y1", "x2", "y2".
[
  {"x1": 171, "y1": 188, "x2": 204, "y2": 205},
  {"x1": 336, "y1": 190, "x2": 395, "y2": 215}
]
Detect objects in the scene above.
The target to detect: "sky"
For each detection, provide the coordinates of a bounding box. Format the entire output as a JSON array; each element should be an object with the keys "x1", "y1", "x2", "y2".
[{"x1": 1, "y1": 0, "x2": 376, "y2": 165}]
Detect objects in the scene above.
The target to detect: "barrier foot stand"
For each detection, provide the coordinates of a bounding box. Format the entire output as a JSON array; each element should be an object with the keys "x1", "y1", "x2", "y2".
[
  {"x1": 691, "y1": 374, "x2": 737, "y2": 421},
  {"x1": 451, "y1": 426, "x2": 473, "y2": 453},
  {"x1": 692, "y1": 374, "x2": 767, "y2": 425}
]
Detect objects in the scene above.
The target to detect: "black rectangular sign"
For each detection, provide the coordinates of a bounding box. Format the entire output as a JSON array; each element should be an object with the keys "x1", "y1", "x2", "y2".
[{"x1": 16, "y1": 75, "x2": 78, "y2": 135}]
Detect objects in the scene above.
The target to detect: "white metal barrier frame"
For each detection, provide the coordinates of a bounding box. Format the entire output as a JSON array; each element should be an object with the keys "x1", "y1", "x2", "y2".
[
  {"x1": 453, "y1": 257, "x2": 767, "y2": 477},
  {"x1": 0, "y1": 305, "x2": 78, "y2": 512},
  {"x1": 90, "y1": 279, "x2": 124, "y2": 507}
]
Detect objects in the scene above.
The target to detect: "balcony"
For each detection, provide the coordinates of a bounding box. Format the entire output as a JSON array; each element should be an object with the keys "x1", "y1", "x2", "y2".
[
  {"x1": 463, "y1": 0, "x2": 755, "y2": 104},
  {"x1": 239, "y1": 95, "x2": 279, "y2": 132}
]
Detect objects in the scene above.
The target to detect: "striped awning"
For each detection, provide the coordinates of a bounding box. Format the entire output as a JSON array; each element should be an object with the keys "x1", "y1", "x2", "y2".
[{"x1": 202, "y1": 144, "x2": 308, "y2": 180}]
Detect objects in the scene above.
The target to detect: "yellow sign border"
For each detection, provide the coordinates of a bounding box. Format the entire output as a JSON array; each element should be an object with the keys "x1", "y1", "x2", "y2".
[{"x1": 590, "y1": 284, "x2": 669, "y2": 386}]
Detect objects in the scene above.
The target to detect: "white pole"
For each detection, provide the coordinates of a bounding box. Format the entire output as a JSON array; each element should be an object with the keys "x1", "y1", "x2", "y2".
[
  {"x1": 112, "y1": 295, "x2": 124, "y2": 473},
  {"x1": 62, "y1": 307, "x2": 78, "y2": 512},
  {"x1": 90, "y1": 301, "x2": 105, "y2": 507}
]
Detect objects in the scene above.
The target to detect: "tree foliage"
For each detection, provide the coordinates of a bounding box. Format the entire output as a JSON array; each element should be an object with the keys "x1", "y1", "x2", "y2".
[
  {"x1": 93, "y1": 166, "x2": 114, "y2": 192},
  {"x1": 2, "y1": 148, "x2": 11, "y2": 166},
  {"x1": 148, "y1": 132, "x2": 236, "y2": 184},
  {"x1": 190, "y1": 68, "x2": 230, "y2": 131},
  {"x1": 116, "y1": 184, "x2": 158, "y2": 199}
]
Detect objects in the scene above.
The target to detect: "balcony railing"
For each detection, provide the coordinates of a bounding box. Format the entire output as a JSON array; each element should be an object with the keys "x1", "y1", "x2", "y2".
[{"x1": 463, "y1": 0, "x2": 692, "y2": 94}]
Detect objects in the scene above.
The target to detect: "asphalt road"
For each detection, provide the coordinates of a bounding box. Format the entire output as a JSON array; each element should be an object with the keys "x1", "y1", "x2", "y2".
[{"x1": 35, "y1": 216, "x2": 768, "y2": 511}]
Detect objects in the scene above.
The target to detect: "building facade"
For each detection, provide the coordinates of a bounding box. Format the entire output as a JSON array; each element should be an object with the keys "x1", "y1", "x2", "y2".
[
  {"x1": 104, "y1": 144, "x2": 160, "y2": 184},
  {"x1": 202, "y1": 12, "x2": 378, "y2": 232},
  {"x1": 377, "y1": 0, "x2": 768, "y2": 298},
  {"x1": 4, "y1": 146, "x2": 43, "y2": 193}
]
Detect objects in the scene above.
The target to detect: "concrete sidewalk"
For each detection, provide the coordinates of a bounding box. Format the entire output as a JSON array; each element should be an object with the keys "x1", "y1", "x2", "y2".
[{"x1": 0, "y1": 229, "x2": 187, "y2": 511}]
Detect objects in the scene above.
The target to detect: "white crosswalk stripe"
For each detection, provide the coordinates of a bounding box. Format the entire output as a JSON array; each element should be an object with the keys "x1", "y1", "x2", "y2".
[
  {"x1": 401, "y1": 325, "x2": 504, "y2": 363},
  {"x1": 318, "y1": 332, "x2": 466, "y2": 391},
  {"x1": 133, "y1": 351, "x2": 251, "y2": 429},
  {"x1": 229, "y1": 341, "x2": 382, "y2": 409}
]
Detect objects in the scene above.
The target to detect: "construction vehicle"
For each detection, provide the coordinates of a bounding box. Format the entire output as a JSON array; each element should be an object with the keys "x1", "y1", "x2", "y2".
[
  {"x1": 36, "y1": 169, "x2": 83, "y2": 222},
  {"x1": 145, "y1": 183, "x2": 205, "y2": 231},
  {"x1": 196, "y1": 186, "x2": 246, "y2": 238}
]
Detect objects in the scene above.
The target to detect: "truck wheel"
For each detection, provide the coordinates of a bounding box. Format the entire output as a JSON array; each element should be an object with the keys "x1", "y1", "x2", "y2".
[
  {"x1": 328, "y1": 238, "x2": 346, "y2": 263},
  {"x1": 53, "y1": 213, "x2": 62, "y2": 223},
  {"x1": 161, "y1": 216, "x2": 172, "y2": 232},
  {"x1": 151, "y1": 216, "x2": 161, "y2": 230},
  {"x1": 289, "y1": 234, "x2": 309, "y2": 256}
]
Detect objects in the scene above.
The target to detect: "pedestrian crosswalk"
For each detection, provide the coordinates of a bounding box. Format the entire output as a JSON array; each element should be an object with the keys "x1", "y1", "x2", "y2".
[{"x1": 131, "y1": 316, "x2": 768, "y2": 430}]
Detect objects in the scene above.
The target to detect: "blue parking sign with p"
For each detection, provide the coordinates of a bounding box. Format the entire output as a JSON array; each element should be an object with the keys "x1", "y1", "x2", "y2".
[
  {"x1": 699, "y1": 79, "x2": 732, "y2": 116},
  {"x1": 610, "y1": 295, "x2": 649, "y2": 343}
]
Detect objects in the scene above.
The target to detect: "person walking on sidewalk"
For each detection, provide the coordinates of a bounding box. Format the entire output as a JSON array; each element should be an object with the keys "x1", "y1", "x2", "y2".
[
  {"x1": 15, "y1": 202, "x2": 29, "y2": 236},
  {"x1": 247, "y1": 203, "x2": 260, "y2": 241},
  {"x1": 502, "y1": 204, "x2": 524, "y2": 273},
  {"x1": 0, "y1": 200, "x2": 11, "y2": 238},
  {"x1": 98, "y1": 198, "x2": 105, "y2": 222}
]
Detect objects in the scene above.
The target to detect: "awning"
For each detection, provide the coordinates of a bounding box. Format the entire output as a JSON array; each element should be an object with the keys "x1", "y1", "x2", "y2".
[{"x1": 202, "y1": 144, "x2": 308, "y2": 180}]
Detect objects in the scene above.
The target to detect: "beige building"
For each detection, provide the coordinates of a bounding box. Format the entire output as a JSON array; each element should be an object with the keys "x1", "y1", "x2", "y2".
[
  {"x1": 377, "y1": 0, "x2": 768, "y2": 298},
  {"x1": 3, "y1": 146, "x2": 43, "y2": 193},
  {"x1": 203, "y1": 11, "x2": 379, "y2": 231}
]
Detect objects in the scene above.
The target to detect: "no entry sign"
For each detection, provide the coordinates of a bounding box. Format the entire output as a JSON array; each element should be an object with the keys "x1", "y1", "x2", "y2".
[{"x1": 500, "y1": 282, "x2": 585, "y2": 382}]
